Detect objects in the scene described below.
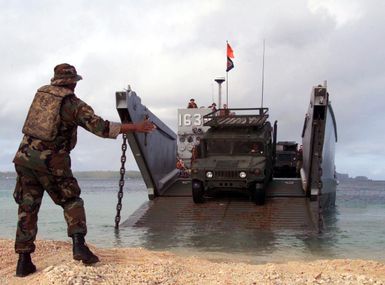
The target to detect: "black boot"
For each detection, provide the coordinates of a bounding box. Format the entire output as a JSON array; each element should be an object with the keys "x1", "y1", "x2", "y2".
[
  {"x1": 16, "y1": 253, "x2": 36, "y2": 277},
  {"x1": 72, "y1": 233, "x2": 99, "y2": 264}
]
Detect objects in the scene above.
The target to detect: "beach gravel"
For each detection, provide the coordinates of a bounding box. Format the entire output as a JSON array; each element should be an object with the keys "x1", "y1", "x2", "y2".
[{"x1": 1, "y1": 239, "x2": 385, "y2": 284}]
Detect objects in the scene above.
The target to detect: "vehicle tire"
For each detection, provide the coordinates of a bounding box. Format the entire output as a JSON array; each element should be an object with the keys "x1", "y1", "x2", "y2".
[
  {"x1": 253, "y1": 184, "x2": 266, "y2": 205},
  {"x1": 192, "y1": 180, "x2": 205, "y2": 203}
]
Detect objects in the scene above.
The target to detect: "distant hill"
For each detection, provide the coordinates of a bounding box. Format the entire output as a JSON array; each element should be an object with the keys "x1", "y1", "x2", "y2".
[
  {"x1": 336, "y1": 172, "x2": 371, "y2": 182},
  {"x1": 73, "y1": 171, "x2": 142, "y2": 179},
  {"x1": 1, "y1": 171, "x2": 373, "y2": 181},
  {"x1": 0, "y1": 170, "x2": 142, "y2": 179},
  {"x1": 0, "y1": 172, "x2": 15, "y2": 179}
]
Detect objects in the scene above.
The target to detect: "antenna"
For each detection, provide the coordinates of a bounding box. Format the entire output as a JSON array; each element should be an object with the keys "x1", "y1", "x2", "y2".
[{"x1": 261, "y1": 39, "x2": 265, "y2": 108}]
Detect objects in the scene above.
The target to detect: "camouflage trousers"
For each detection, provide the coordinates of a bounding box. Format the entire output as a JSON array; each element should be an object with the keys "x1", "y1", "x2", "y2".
[{"x1": 13, "y1": 165, "x2": 87, "y2": 253}]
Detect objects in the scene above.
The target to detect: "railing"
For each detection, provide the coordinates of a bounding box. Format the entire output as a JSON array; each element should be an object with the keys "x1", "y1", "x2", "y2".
[{"x1": 204, "y1": 108, "x2": 269, "y2": 127}]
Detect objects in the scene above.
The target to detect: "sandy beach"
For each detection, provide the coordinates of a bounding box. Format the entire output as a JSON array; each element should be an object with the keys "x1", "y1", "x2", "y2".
[{"x1": 1, "y1": 239, "x2": 385, "y2": 284}]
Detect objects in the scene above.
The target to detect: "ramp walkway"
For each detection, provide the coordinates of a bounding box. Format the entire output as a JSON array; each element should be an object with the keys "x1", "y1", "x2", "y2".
[{"x1": 122, "y1": 178, "x2": 317, "y2": 232}]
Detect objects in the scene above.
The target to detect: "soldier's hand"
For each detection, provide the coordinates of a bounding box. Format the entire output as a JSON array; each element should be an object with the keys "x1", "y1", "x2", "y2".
[
  {"x1": 120, "y1": 120, "x2": 156, "y2": 134},
  {"x1": 134, "y1": 119, "x2": 156, "y2": 133}
]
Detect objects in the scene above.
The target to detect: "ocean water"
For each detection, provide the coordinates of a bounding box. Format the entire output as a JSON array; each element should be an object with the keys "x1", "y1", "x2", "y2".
[{"x1": 1, "y1": 176, "x2": 385, "y2": 264}]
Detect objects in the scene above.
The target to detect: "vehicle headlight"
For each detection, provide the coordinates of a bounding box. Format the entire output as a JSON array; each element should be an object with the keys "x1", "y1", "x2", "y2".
[
  {"x1": 239, "y1": 171, "x2": 247, "y2": 178},
  {"x1": 206, "y1": 171, "x2": 213, "y2": 178}
]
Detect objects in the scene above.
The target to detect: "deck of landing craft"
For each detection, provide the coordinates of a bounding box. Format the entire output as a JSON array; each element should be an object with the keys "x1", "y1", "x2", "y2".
[{"x1": 122, "y1": 179, "x2": 318, "y2": 232}]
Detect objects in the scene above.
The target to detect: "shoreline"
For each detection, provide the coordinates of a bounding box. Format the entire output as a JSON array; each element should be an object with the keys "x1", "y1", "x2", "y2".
[{"x1": 1, "y1": 239, "x2": 385, "y2": 284}]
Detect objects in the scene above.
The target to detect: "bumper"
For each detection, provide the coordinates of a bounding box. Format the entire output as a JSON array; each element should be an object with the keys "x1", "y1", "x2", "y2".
[{"x1": 204, "y1": 178, "x2": 265, "y2": 190}]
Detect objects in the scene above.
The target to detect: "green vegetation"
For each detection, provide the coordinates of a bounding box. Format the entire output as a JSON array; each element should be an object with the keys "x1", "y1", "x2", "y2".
[{"x1": 0, "y1": 171, "x2": 142, "y2": 179}]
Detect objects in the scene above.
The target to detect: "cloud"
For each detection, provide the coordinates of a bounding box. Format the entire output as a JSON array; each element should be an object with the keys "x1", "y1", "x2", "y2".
[{"x1": 308, "y1": 0, "x2": 364, "y2": 27}]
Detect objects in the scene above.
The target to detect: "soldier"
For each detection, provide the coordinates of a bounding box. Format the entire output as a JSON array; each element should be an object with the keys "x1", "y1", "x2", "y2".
[
  {"x1": 12, "y1": 63, "x2": 155, "y2": 277},
  {"x1": 208, "y1": 102, "x2": 217, "y2": 112},
  {"x1": 296, "y1": 144, "x2": 303, "y2": 177},
  {"x1": 219, "y1": 103, "x2": 230, "y2": 116},
  {"x1": 187, "y1": 98, "x2": 198, "y2": 108}
]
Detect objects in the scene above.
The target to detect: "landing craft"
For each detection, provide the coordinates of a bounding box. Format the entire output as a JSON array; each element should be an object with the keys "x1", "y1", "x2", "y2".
[{"x1": 115, "y1": 83, "x2": 337, "y2": 232}]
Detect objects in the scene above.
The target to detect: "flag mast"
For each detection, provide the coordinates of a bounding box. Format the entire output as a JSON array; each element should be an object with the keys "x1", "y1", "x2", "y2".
[
  {"x1": 226, "y1": 40, "x2": 229, "y2": 106},
  {"x1": 226, "y1": 41, "x2": 234, "y2": 107},
  {"x1": 226, "y1": 70, "x2": 229, "y2": 106}
]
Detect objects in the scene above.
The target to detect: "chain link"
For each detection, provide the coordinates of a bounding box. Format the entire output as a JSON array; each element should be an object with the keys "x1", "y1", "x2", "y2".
[{"x1": 115, "y1": 134, "x2": 127, "y2": 229}]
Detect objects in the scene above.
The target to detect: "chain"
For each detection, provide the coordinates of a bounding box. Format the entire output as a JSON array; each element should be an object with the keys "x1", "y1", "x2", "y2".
[{"x1": 115, "y1": 134, "x2": 127, "y2": 229}]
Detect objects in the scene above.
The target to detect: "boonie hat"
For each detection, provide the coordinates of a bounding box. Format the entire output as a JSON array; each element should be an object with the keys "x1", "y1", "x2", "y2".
[{"x1": 51, "y1": 63, "x2": 83, "y2": 86}]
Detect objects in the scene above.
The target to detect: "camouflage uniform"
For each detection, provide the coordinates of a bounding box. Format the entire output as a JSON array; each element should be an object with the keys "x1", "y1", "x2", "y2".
[{"x1": 13, "y1": 65, "x2": 121, "y2": 253}]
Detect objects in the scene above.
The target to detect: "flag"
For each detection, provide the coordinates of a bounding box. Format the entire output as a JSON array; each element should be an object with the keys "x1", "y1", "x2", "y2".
[{"x1": 226, "y1": 42, "x2": 234, "y2": 72}]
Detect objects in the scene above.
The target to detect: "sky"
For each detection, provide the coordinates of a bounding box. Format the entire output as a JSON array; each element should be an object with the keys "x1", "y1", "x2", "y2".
[{"x1": 0, "y1": 0, "x2": 384, "y2": 180}]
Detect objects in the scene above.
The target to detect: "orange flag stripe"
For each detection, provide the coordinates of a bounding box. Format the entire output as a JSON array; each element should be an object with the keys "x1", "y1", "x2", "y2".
[{"x1": 227, "y1": 43, "x2": 234, "y2": 58}]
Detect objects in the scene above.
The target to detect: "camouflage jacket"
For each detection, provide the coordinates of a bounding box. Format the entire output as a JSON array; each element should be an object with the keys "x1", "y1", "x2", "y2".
[{"x1": 13, "y1": 85, "x2": 121, "y2": 177}]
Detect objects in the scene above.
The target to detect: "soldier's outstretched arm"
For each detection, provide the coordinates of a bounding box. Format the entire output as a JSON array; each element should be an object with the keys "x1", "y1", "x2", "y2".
[
  {"x1": 120, "y1": 120, "x2": 156, "y2": 133},
  {"x1": 68, "y1": 96, "x2": 154, "y2": 138}
]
